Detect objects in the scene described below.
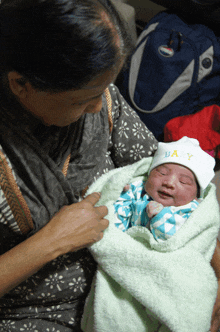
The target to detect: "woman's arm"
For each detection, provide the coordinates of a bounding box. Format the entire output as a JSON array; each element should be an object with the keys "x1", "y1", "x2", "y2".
[{"x1": 0, "y1": 193, "x2": 108, "y2": 298}]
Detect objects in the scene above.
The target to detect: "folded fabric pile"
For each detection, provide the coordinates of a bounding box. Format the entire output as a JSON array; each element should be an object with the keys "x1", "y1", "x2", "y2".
[{"x1": 164, "y1": 104, "x2": 220, "y2": 158}]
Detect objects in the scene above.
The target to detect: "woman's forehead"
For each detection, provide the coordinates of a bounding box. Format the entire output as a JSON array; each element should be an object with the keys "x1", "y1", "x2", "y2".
[
  {"x1": 50, "y1": 70, "x2": 115, "y2": 102},
  {"x1": 51, "y1": 66, "x2": 122, "y2": 103}
]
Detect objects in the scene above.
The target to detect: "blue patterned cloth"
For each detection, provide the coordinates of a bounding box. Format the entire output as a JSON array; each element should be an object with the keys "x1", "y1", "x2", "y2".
[{"x1": 114, "y1": 180, "x2": 200, "y2": 241}]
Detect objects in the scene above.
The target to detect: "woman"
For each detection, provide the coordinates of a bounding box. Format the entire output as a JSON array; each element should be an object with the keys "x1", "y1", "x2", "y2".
[
  {"x1": 1, "y1": 1, "x2": 220, "y2": 331},
  {"x1": 0, "y1": 0, "x2": 158, "y2": 331}
]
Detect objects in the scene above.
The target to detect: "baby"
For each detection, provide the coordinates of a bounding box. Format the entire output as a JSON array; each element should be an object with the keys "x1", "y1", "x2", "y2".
[{"x1": 114, "y1": 136, "x2": 216, "y2": 241}]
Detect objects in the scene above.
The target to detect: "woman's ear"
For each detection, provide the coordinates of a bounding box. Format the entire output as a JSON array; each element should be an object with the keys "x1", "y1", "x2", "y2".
[{"x1": 7, "y1": 71, "x2": 28, "y2": 99}]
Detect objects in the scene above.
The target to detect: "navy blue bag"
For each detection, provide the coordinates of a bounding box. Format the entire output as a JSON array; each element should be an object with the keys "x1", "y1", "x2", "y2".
[{"x1": 121, "y1": 11, "x2": 220, "y2": 140}]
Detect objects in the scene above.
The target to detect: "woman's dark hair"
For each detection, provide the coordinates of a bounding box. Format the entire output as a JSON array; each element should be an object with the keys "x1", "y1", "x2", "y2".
[{"x1": 0, "y1": 0, "x2": 132, "y2": 91}]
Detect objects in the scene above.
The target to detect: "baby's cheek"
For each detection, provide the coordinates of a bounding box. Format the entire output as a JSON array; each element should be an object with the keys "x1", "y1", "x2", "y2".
[
  {"x1": 144, "y1": 182, "x2": 150, "y2": 195},
  {"x1": 144, "y1": 180, "x2": 154, "y2": 195}
]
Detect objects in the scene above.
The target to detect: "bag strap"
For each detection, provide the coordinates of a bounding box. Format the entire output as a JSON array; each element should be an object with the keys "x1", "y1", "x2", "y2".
[
  {"x1": 62, "y1": 153, "x2": 71, "y2": 177},
  {"x1": 0, "y1": 150, "x2": 34, "y2": 234},
  {"x1": 105, "y1": 87, "x2": 113, "y2": 134}
]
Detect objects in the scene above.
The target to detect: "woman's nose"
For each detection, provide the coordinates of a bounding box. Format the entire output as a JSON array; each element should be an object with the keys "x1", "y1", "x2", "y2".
[{"x1": 84, "y1": 97, "x2": 103, "y2": 114}]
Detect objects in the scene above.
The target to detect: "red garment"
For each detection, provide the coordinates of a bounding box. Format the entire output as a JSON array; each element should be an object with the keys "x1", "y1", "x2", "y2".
[{"x1": 164, "y1": 104, "x2": 220, "y2": 159}]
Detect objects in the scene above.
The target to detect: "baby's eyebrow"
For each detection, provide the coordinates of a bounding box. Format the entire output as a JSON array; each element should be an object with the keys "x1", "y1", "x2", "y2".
[{"x1": 158, "y1": 165, "x2": 169, "y2": 170}]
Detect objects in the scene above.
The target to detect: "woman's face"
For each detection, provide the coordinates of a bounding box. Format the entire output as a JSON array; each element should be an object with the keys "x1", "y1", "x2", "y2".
[{"x1": 15, "y1": 69, "x2": 119, "y2": 127}]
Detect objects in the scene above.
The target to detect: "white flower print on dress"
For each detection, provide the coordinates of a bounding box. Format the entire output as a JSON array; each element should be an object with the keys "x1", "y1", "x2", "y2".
[
  {"x1": 12, "y1": 285, "x2": 34, "y2": 299},
  {"x1": 46, "y1": 328, "x2": 60, "y2": 332},
  {"x1": 20, "y1": 322, "x2": 38, "y2": 331},
  {"x1": 147, "y1": 131, "x2": 156, "y2": 141},
  {"x1": 118, "y1": 100, "x2": 130, "y2": 116},
  {"x1": 48, "y1": 314, "x2": 62, "y2": 319},
  {"x1": 28, "y1": 305, "x2": 39, "y2": 314},
  {"x1": 128, "y1": 107, "x2": 139, "y2": 119},
  {"x1": 45, "y1": 273, "x2": 64, "y2": 291},
  {"x1": 51, "y1": 254, "x2": 71, "y2": 271},
  {"x1": 68, "y1": 318, "x2": 75, "y2": 325},
  {"x1": 37, "y1": 292, "x2": 56, "y2": 304},
  {"x1": 114, "y1": 99, "x2": 119, "y2": 106},
  {"x1": 93, "y1": 171, "x2": 100, "y2": 182},
  {"x1": 0, "y1": 320, "x2": 16, "y2": 331},
  {"x1": 46, "y1": 305, "x2": 62, "y2": 319},
  {"x1": 47, "y1": 313, "x2": 62, "y2": 320},
  {"x1": 114, "y1": 143, "x2": 126, "y2": 158},
  {"x1": 118, "y1": 120, "x2": 129, "y2": 138},
  {"x1": 68, "y1": 276, "x2": 87, "y2": 293},
  {"x1": 123, "y1": 105, "x2": 139, "y2": 119},
  {"x1": 148, "y1": 144, "x2": 157, "y2": 155},
  {"x1": 132, "y1": 122, "x2": 146, "y2": 139},
  {"x1": 46, "y1": 305, "x2": 61, "y2": 312},
  {"x1": 105, "y1": 151, "x2": 112, "y2": 165},
  {"x1": 130, "y1": 144, "x2": 146, "y2": 160},
  {"x1": 103, "y1": 168, "x2": 109, "y2": 174}
]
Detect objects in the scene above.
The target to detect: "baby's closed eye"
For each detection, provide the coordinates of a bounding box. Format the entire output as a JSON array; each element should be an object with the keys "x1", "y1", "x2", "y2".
[
  {"x1": 179, "y1": 176, "x2": 193, "y2": 185},
  {"x1": 156, "y1": 166, "x2": 168, "y2": 176}
]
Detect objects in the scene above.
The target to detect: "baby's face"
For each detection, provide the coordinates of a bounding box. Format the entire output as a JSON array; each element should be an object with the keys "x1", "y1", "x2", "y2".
[{"x1": 144, "y1": 163, "x2": 198, "y2": 207}]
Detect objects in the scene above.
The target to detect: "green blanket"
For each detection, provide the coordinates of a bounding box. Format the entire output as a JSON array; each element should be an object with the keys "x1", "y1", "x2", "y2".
[{"x1": 81, "y1": 157, "x2": 220, "y2": 332}]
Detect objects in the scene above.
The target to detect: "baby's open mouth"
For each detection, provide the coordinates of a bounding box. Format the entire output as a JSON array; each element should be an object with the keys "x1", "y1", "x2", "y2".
[{"x1": 158, "y1": 191, "x2": 172, "y2": 198}]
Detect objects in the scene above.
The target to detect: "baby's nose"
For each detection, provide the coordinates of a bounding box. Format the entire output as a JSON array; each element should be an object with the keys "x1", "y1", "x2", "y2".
[{"x1": 163, "y1": 175, "x2": 176, "y2": 188}]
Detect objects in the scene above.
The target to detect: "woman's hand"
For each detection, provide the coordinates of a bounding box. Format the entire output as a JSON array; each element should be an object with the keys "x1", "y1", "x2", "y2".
[
  {"x1": 0, "y1": 192, "x2": 108, "y2": 297},
  {"x1": 43, "y1": 192, "x2": 109, "y2": 257}
]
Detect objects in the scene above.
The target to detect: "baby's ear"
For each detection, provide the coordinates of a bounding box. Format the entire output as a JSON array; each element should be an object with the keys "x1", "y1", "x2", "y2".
[{"x1": 122, "y1": 184, "x2": 130, "y2": 192}]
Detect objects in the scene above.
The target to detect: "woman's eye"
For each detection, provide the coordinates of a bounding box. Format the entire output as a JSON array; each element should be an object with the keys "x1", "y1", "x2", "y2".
[{"x1": 71, "y1": 102, "x2": 84, "y2": 106}]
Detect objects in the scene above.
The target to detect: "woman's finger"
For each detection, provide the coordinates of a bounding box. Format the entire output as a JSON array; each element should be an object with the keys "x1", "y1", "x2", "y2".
[
  {"x1": 95, "y1": 205, "x2": 108, "y2": 218},
  {"x1": 83, "y1": 192, "x2": 101, "y2": 206}
]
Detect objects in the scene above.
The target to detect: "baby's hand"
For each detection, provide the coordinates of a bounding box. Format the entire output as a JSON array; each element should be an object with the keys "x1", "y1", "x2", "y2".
[
  {"x1": 147, "y1": 201, "x2": 164, "y2": 219},
  {"x1": 122, "y1": 184, "x2": 130, "y2": 192}
]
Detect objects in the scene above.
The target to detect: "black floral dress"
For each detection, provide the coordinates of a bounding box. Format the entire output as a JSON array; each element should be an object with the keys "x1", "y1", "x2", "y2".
[{"x1": 0, "y1": 84, "x2": 157, "y2": 331}]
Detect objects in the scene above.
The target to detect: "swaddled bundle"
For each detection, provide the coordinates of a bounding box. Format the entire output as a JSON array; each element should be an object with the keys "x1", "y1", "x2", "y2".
[{"x1": 81, "y1": 157, "x2": 220, "y2": 332}]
